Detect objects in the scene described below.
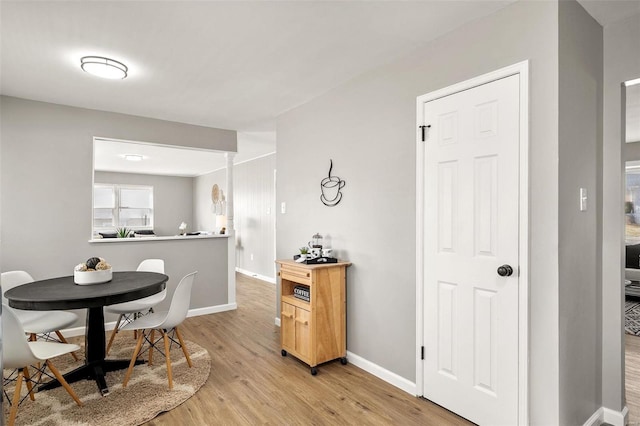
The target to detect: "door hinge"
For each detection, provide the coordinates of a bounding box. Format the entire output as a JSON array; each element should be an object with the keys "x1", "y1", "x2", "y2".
[
  {"x1": 421, "y1": 346, "x2": 425, "y2": 360},
  {"x1": 418, "y1": 125, "x2": 431, "y2": 142}
]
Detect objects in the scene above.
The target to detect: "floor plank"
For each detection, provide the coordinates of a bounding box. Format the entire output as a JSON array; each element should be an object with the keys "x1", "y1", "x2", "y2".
[
  {"x1": 145, "y1": 273, "x2": 471, "y2": 425},
  {"x1": 627, "y1": 334, "x2": 640, "y2": 425}
]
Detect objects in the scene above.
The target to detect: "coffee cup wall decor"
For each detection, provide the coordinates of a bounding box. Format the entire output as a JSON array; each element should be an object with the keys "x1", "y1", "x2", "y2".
[{"x1": 320, "y1": 159, "x2": 346, "y2": 207}]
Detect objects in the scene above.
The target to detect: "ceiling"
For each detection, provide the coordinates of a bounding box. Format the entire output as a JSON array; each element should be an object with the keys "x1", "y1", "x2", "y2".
[
  {"x1": 0, "y1": 0, "x2": 520, "y2": 134},
  {"x1": 1, "y1": 1, "x2": 639, "y2": 174}
]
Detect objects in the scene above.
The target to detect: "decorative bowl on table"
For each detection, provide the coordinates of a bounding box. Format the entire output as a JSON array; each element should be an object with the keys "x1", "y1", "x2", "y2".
[{"x1": 74, "y1": 257, "x2": 112, "y2": 285}]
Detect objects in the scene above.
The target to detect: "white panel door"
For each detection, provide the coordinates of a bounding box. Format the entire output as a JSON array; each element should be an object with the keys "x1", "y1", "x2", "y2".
[{"x1": 422, "y1": 74, "x2": 520, "y2": 425}]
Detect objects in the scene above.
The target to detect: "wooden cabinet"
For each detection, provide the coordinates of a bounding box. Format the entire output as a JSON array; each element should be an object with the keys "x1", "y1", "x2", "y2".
[{"x1": 276, "y1": 259, "x2": 351, "y2": 375}]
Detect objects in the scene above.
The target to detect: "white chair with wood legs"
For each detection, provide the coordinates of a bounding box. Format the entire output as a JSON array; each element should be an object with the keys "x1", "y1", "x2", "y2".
[
  {"x1": 122, "y1": 271, "x2": 197, "y2": 390},
  {"x1": 3, "y1": 305, "x2": 83, "y2": 426},
  {"x1": 1, "y1": 271, "x2": 79, "y2": 361},
  {"x1": 105, "y1": 259, "x2": 166, "y2": 354}
]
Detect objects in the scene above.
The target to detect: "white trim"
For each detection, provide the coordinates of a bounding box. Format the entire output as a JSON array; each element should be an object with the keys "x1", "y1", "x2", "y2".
[
  {"x1": 275, "y1": 317, "x2": 281, "y2": 327},
  {"x1": 89, "y1": 234, "x2": 228, "y2": 243},
  {"x1": 236, "y1": 267, "x2": 276, "y2": 284},
  {"x1": 583, "y1": 406, "x2": 629, "y2": 426},
  {"x1": 603, "y1": 406, "x2": 629, "y2": 426},
  {"x1": 624, "y1": 77, "x2": 640, "y2": 87},
  {"x1": 60, "y1": 303, "x2": 238, "y2": 338},
  {"x1": 226, "y1": 153, "x2": 237, "y2": 307},
  {"x1": 234, "y1": 151, "x2": 276, "y2": 167},
  {"x1": 415, "y1": 60, "x2": 529, "y2": 424},
  {"x1": 346, "y1": 351, "x2": 417, "y2": 396},
  {"x1": 583, "y1": 408, "x2": 603, "y2": 426}
]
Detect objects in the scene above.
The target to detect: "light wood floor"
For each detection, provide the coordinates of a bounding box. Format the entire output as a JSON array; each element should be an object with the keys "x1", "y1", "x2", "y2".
[
  {"x1": 627, "y1": 334, "x2": 640, "y2": 425},
  {"x1": 145, "y1": 273, "x2": 471, "y2": 425}
]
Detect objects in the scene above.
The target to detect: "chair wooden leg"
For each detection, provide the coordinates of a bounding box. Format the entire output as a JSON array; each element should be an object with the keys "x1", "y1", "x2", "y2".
[
  {"x1": 29, "y1": 334, "x2": 43, "y2": 382},
  {"x1": 8, "y1": 370, "x2": 24, "y2": 426},
  {"x1": 55, "y1": 330, "x2": 79, "y2": 361},
  {"x1": 174, "y1": 326, "x2": 192, "y2": 368},
  {"x1": 123, "y1": 332, "x2": 145, "y2": 388},
  {"x1": 46, "y1": 360, "x2": 82, "y2": 406},
  {"x1": 148, "y1": 329, "x2": 155, "y2": 366},
  {"x1": 106, "y1": 314, "x2": 123, "y2": 355},
  {"x1": 162, "y1": 330, "x2": 173, "y2": 389},
  {"x1": 22, "y1": 367, "x2": 35, "y2": 401}
]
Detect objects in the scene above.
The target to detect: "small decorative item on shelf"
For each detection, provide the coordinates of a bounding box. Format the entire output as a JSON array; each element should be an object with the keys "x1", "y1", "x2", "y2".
[
  {"x1": 74, "y1": 257, "x2": 112, "y2": 285},
  {"x1": 295, "y1": 247, "x2": 309, "y2": 263},
  {"x1": 179, "y1": 222, "x2": 187, "y2": 235},
  {"x1": 116, "y1": 227, "x2": 132, "y2": 238}
]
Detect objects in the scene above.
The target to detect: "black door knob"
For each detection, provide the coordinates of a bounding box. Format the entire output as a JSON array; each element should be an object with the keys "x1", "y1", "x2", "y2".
[{"x1": 497, "y1": 265, "x2": 514, "y2": 277}]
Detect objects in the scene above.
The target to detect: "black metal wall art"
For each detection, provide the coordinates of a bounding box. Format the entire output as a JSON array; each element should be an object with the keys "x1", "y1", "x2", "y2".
[{"x1": 320, "y1": 159, "x2": 345, "y2": 207}]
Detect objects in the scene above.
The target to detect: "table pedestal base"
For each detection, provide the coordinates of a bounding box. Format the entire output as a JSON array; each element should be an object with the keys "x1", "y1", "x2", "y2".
[
  {"x1": 38, "y1": 306, "x2": 143, "y2": 396},
  {"x1": 39, "y1": 359, "x2": 144, "y2": 395}
]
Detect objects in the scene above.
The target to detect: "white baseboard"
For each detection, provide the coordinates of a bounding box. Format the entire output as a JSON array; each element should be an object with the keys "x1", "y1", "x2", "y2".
[
  {"x1": 186, "y1": 303, "x2": 237, "y2": 318},
  {"x1": 346, "y1": 350, "x2": 417, "y2": 396},
  {"x1": 584, "y1": 406, "x2": 629, "y2": 426},
  {"x1": 272, "y1": 318, "x2": 416, "y2": 396},
  {"x1": 236, "y1": 267, "x2": 276, "y2": 284},
  {"x1": 61, "y1": 303, "x2": 238, "y2": 338}
]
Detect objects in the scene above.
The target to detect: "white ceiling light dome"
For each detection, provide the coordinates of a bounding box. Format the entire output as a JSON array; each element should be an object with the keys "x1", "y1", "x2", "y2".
[{"x1": 80, "y1": 56, "x2": 128, "y2": 79}]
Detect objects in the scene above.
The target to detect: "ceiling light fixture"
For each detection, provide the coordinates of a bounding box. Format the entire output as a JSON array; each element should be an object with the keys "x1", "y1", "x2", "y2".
[
  {"x1": 80, "y1": 56, "x2": 128, "y2": 79},
  {"x1": 124, "y1": 154, "x2": 143, "y2": 162}
]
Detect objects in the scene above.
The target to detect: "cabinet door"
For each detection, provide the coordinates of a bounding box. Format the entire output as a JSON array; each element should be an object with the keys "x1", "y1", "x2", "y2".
[
  {"x1": 281, "y1": 302, "x2": 296, "y2": 351},
  {"x1": 295, "y1": 307, "x2": 311, "y2": 359}
]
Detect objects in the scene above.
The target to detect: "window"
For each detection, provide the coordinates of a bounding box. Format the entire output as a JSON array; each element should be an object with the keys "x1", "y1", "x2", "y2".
[
  {"x1": 93, "y1": 184, "x2": 153, "y2": 232},
  {"x1": 626, "y1": 164, "x2": 640, "y2": 244}
]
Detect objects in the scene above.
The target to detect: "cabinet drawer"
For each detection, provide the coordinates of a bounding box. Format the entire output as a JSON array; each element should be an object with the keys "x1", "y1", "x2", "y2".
[{"x1": 281, "y1": 265, "x2": 312, "y2": 285}]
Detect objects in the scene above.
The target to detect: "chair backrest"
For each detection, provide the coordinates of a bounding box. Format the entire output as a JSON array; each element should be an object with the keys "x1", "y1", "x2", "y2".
[
  {"x1": 2, "y1": 304, "x2": 38, "y2": 369},
  {"x1": 162, "y1": 271, "x2": 197, "y2": 329},
  {"x1": 1, "y1": 270, "x2": 34, "y2": 305},
  {"x1": 137, "y1": 259, "x2": 165, "y2": 274}
]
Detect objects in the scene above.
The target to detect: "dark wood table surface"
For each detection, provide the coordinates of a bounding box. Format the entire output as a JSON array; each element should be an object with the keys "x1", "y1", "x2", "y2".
[{"x1": 5, "y1": 271, "x2": 168, "y2": 396}]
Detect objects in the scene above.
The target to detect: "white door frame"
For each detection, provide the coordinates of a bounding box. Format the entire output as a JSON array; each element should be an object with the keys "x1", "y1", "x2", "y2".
[{"x1": 415, "y1": 60, "x2": 529, "y2": 425}]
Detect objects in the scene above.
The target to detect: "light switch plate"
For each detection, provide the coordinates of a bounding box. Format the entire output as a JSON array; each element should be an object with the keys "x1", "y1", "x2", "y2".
[{"x1": 580, "y1": 188, "x2": 588, "y2": 212}]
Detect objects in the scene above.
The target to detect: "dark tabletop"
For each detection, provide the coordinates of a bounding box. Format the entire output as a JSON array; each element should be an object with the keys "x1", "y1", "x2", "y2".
[{"x1": 5, "y1": 271, "x2": 168, "y2": 311}]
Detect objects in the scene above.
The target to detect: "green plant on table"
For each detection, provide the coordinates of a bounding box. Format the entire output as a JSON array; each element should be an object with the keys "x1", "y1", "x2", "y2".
[{"x1": 299, "y1": 247, "x2": 309, "y2": 255}]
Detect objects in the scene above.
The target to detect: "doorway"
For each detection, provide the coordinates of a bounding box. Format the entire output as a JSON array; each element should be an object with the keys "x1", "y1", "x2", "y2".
[
  {"x1": 415, "y1": 62, "x2": 529, "y2": 425},
  {"x1": 622, "y1": 77, "x2": 640, "y2": 423}
]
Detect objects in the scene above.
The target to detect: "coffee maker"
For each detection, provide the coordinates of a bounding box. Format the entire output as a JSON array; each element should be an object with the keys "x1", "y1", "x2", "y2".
[{"x1": 308, "y1": 233, "x2": 323, "y2": 259}]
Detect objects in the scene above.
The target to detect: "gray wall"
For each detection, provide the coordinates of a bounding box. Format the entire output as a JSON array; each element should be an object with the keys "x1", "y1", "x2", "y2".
[
  {"x1": 0, "y1": 96, "x2": 236, "y2": 325},
  {"x1": 195, "y1": 154, "x2": 276, "y2": 280},
  {"x1": 94, "y1": 171, "x2": 194, "y2": 237},
  {"x1": 90, "y1": 237, "x2": 229, "y2": 322},
  {"x1": 602, "y1": 11, "x2": 640, "y2": 414},
  {"x1": 276, "y1": 1, "x2": 561, "y2": 423},
  {"x1": 558, "y1": 1, "x2": 603, "y2": 424},
  {"x1": 194, "y1": 168, "x2": 226, "y2": 232},
  {"x1": 234, "y1": 154, "x2": 276, "y2": 279}
]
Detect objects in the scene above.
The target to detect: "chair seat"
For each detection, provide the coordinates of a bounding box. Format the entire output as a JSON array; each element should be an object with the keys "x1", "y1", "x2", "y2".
[
  {"x1": 121, "y1": 310, "x2": 169, "y2": 331},
  {"x1": 27, "y1": 341, "x2": 81, "y2": 363},
  {"x1": 18, "y1": 310, "x2": 78, "y2": 334},
  {"x1": 105, "y1": 290, "x2": 167, "y2": 314}
]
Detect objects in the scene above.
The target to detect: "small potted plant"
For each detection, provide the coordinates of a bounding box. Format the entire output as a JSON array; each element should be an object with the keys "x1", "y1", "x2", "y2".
[
  {"x1": 299, "y1": 247, "x2": 309, "y2": 260},
  {"x1": 116, "y1": 227, "x2": 131, "y2": 238}
]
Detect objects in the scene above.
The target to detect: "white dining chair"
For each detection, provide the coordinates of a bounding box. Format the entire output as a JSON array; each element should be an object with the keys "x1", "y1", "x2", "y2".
[
  {"x1": 1, "y1": 271, "x2": 79, "y2": 361},
  {"x1": 122, "y1": 271, "x2": 197, "y2": 390},
  {"x1": 3, "y1": 304, "x2": 83, "y2": 426},
  {"x1": 105, "y1": 259, "x2": 166, "y2": 354}
]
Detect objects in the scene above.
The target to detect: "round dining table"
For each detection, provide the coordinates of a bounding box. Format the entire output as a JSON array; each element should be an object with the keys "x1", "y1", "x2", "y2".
[{"x1": 5, "y1": 271, "x2": 168, "y2": 396}]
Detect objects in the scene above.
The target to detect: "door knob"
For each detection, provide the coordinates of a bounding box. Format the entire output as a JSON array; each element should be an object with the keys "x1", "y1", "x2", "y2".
[{"x1": 497, "y1": 264, "x2": 514, "y2": 277}]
